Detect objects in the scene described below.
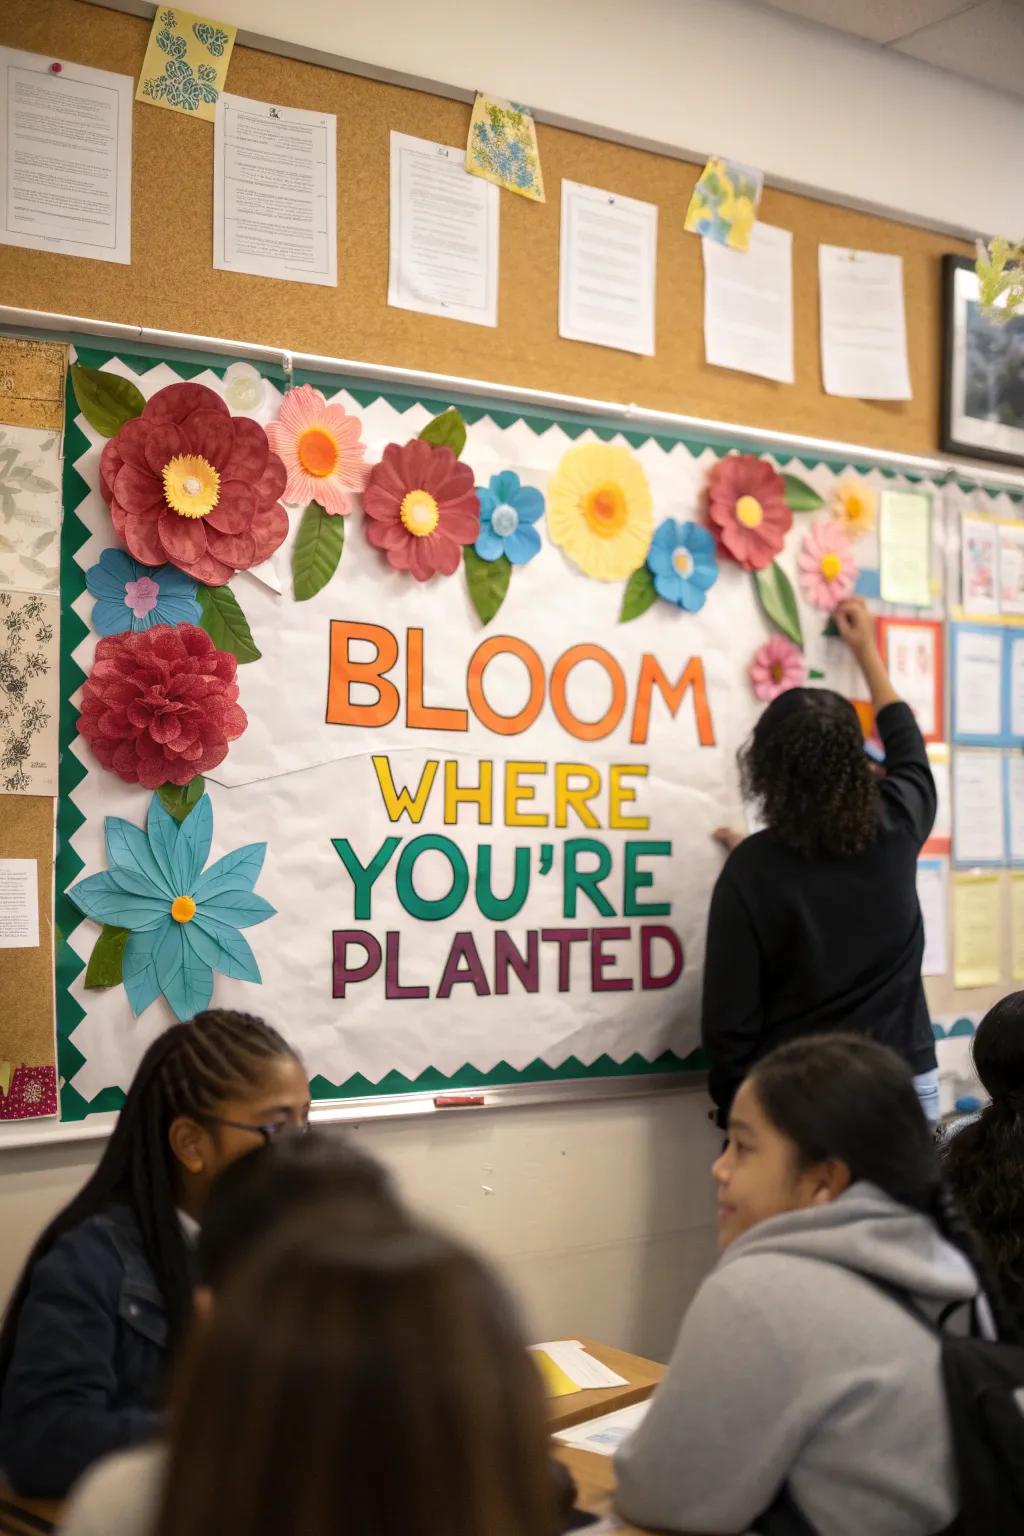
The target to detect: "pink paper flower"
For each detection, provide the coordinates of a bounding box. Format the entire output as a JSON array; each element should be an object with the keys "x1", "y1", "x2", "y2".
[
  {"x1": 705, "y1": 455, "x2": 792, "y2": 572},
  {"x1": 265, "y1": 384, "x2": 369, "y2": 517},
  {"x1": 363, "y1": 439, "x2": 480, "y2": 581},
  {"x1": 798, "y1": 519, "x2": 857, "y2": 612},
  {"x1": 749, "y1": 636, "x2": 807, "y2": 702}
]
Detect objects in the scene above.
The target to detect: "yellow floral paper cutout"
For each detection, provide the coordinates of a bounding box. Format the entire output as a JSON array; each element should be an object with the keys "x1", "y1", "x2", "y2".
[
  {"x1": 832, "y1": 479, "x2": 877, "y2": 540},
  {"x1": 547, "y1": 442, "x2": 653, "y2": 581},
  {"x1": 684, "y1": 156, "x2": 764, "y2": 253},
  {"x1": 137, "y1": 6, "x2": 237, "y2": 122},
  {"x1": 466, "y1": 94, "x2": 545, "y2": 203}
]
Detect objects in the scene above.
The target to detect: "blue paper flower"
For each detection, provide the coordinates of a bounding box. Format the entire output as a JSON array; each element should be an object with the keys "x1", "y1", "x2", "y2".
[
  {"x1": 475, "y1": 472, "x2": 544, "y2": 565},
  {"x1": 646, "y1": 519, "x2": 719, "y2": 613},
  {"x1": 85, "y1": 548, "x2": 201, "y2": 637},
  {"x1": 68, "y1": 794, "x2": 275, "y2": 1021}
]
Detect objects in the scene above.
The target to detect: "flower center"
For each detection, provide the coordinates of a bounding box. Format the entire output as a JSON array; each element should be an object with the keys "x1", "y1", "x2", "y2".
[
  {"x1": 672, "y1": 547, "x2": 694, "y2": 577},
  {"x1": 845, "y1": 493, "x2": 865, "y2": 520},
  {"x1": 820, "y1": 552, "x2": 843, "y2": 582},
  {"x1": 170, "y1": 895, "x2": 196, "y2": 924},
  {"x1": 490, "y1": 502, "x2": 520, "y2": 537},
  {"x1": 124, "y1": 576, "x2": 160, "y2": 619},
  {"x1": 771, "y1": 661, "x2": 784, "y2": 683},
  {"x1": 400, "y1": 489, "x2": 440, "y2": 537},
  {"x1": 583, "y1": 483, "x2": 628, "y2": 537},
  {"x1": 735, "y1": 495, "x2": 764, "y2": 529},
  {"x1": 297, "y1": 426, "x2": 340, "y2": 478},
  {"x1": 163, "y1": 454, "x2": 220, "y2": 519}
]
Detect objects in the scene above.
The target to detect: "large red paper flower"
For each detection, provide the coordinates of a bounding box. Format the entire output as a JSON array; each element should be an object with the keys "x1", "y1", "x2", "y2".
[
  {"x1": 363, "y1": 440, "x2": 480, "y2": 581},
  {"x1": 705, "y1": 455, "x2": 792, "y2": 571},
  {"x1": 99, "y1": 382, "x2": 288, "y2": 587},
  {"x1": 77, "y1": 624, "x2": 247, "y2": 788}
]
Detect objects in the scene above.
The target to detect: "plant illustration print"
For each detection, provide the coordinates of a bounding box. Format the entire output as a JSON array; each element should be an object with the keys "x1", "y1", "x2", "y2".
[{"x1": 0, "y1": 591, "x2": 57, "y2": 793}]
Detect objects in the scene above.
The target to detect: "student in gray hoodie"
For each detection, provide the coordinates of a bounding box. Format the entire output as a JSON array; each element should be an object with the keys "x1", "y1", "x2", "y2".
[{"x1": 615, "y1": 1034, "x2": 1017, "y2": 1536}]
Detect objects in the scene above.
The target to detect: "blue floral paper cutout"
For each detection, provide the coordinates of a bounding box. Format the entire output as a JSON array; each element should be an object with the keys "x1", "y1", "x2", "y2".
[
  {"x1": 646, "y1": 519, "x2": 719, "y2": 613},
  {"x1": 85, "y1": 548, "x2": 201, "y2": 636},
  {"x1": 475, "y1": 471, "x2": 544, "y2": 565}
]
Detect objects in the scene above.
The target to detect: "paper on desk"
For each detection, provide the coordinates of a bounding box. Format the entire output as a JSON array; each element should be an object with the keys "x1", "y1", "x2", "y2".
[
  {"x1": 531, "y1": 1340, "x2": 629, "y2": 1392},
  {"x1": 0, "y1": 47, "x2": 132, "y2": 265},
  {"x1": 953, "y1": 872, "x2": 1002, "y2": 989},
  {"x1": 702, "y1": 221, "x2": 794, "y2": 385},
  {"x1": 917, "y1": 859, "x2": 949, "y2": 977},
  {"x1": 0, "y1": 859, "x2": 39, "y2": 949},
  {"x1": 818, "y1": 246, "x2": 911, "y2": 400},
  {"x1": 879, "y1": 490, "x2": 931, "y2": 608},
  {"x1": 554, "y1": 1400, "x2": 651, "y2": 1456},
  {"x1": 388, "y1": 131, "x2": 499, "y2": 327},
  {"x1": 953, "y1": 752, "x2": 1005, "y2": 866},
  {"x1": 559, "y1": 180, "x2": 657, "y2": 357}
]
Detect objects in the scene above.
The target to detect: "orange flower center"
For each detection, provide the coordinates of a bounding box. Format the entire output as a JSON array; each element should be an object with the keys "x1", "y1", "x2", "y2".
[
  {"x1": 845, "y1": 492, "x2": 865, "y2": 520},
  {"x1": 400, "y1": 489, "x2": 440, "y2": 537},
  {"x1": 735, "y1": 495, "x2": 764, "y2": 529},
  {"x1": 170, "y1": 895, "x2": 196, "y2": 924},
  {"x1": 771, "y1": 661, "x2": 784, "y2": 683},
  {"x1": 820, "y1": 552, "x2": 843, "y2": 582},
  {"x1": 672, "y1": 548, "x2": 694, "y2": 577},
  {"x1": 583, "y1": 482, "x2": 628, "y2": 537},
  {"x1": 297, "y1": 426, "x2": 340, "y2": 479},
  {"x1": 162, "y1": 455, "x2": 220, "y2": 519}
]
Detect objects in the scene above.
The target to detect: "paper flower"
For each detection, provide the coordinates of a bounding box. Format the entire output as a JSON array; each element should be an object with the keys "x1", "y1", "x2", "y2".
[
  {"x1": 98, "y1": 382, "x2": 288, "y2": 587},
  {"x1": 749, "y1": 635, "x2": 807, "y2": 702},
  {"x1": 76, "y1": 624, "x2": 246, "y2": 788},
  {"x1": 546, "y1": 443, "x2": 653, "y2": 582},
  {"x1": 68, "y1": 794, "x2": 275, "y2": 1021},
  {"x1": 85, "y1": 548, "x2": 201, "y2": 637},
  {"x1": 832, "y1": 479, "x2": 877, "y2": 540},
  {"x1": 363, "y1": 439, "x2": 480, "y2": 581},
  {"x1": 798, "y1": 519, "x2": 857, "y2": 612},
  {"x1": 265, "y1": 385, "x2": 369, "y2": 517},
  {"x1": 221, "y1": 362, "x2": 268, "y2": 420},
  {"x1": 706, "y1": 455, "x2": 792, "y2": 572},
  {"x1": 475, "y1": 471, "x2": 544, "y2": 565},
  {"x1": 646, "y1": 519, "x2": 719, "y2": 613}
]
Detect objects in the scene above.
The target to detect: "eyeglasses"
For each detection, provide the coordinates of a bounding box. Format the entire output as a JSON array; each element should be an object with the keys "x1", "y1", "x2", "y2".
[{"x1": 196, "y1": 1113, "x2": 310, "y2": 1147}]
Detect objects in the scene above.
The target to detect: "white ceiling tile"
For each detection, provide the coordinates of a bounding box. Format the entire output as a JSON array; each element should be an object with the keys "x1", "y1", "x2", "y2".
[
  {"x1": 753, "y1": 0, "x2": 987, "y2": 46},
  {"x1": 894, "y1": 0, "x2": 1024, "y2": 98}
]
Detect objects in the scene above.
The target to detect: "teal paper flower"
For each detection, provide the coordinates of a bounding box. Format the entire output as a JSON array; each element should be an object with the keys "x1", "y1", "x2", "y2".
[
  {"x1": 646, "y1": 518, "x2": 719, "y2": 612},
  {"x1": 68, "y1": 794, "x2": 275, "y2": 1021},
  {"x1": 475, "y1": 471, "x2": 543, "y2": 565}
]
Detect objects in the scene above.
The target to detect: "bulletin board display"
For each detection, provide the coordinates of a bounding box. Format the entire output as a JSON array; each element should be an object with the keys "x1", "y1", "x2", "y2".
[
  {"x1": 1, "y1": 0, "x2": 973, "y2": 463},
  {"x1": 51, "y1": 338, "x2": 972, "y2": 1123}
]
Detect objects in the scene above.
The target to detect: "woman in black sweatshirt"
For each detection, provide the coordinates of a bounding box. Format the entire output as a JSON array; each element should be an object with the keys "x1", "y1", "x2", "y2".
[{"x1": 702, "y1": 598, "x2": 937, "y2": 1126}]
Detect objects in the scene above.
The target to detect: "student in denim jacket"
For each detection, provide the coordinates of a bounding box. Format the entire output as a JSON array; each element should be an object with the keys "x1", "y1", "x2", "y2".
[{"x1": 0, "y1": 1009, "x2": 309, "y2": 1498}]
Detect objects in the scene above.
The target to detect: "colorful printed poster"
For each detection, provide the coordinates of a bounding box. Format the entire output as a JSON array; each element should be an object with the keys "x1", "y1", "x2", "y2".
[
  {"x1": 137, "y1": 6, "x2": 236, "y2": 120},
  {"x1": 961, "y1": 516, "x2": 1000, "y2": 616},
  {"x1": 877, "y1": 618, "x2": 943, "y2": 742},
  {"x1": 466, "y1": 94, "x2": 544, "y2": 202},
  {"x1": 684, "y1": 156, "x2": 762, "y2": 252}
]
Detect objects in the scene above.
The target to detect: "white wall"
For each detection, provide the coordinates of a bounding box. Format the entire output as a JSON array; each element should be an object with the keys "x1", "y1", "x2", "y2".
[
  {"x1": 0, "y1": 1089, "x2": 720, "y2": 1361},
  {"x1": 207, "y1": 0, "x2": 1024, "y2": 237}
]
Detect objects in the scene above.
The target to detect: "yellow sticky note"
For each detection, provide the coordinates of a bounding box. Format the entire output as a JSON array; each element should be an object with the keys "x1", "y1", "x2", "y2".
[
  {"x1": 684, "y1": 156, "x2": 763, "y2": 252},
  {"x1": 533, "y1": 1349, "x2": 579, "y2": 1398},
  {"x1": 1012, "y1": 875, "x2": 1024, "y2": 982},
  {"x1": 137, "y1": 7, "x2": 237, "y2": 121},
  {"x1": 466, "y1": 94, "x2": 545, "y2": 202},
  {"x1": 953, "y1": 872, "x2": 1002, "y2": 989}
]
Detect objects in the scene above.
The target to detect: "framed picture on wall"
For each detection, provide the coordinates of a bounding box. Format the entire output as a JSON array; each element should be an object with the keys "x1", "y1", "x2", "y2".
[{"x1": 942, "y1": 254, "x2": 1024, "y2": 470}]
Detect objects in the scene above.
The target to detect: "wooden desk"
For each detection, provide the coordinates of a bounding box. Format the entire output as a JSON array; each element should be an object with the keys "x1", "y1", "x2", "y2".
[
  {"x1": 0, "y1": 1493, "x2": 59, "y2": 1536},
  {"x1": 544, "y1": 1337, "x2": 665, "y2": 1432}
]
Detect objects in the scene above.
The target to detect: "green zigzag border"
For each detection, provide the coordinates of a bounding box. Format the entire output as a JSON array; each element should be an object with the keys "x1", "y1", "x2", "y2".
[{"x1": 56, "y1": 339, "x2": 980, "y2": 1120}]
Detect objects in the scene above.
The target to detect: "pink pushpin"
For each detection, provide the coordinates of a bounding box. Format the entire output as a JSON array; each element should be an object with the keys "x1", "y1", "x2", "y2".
[{"x1": 50, "y1": 61, "x2": 62, "y2": 74}]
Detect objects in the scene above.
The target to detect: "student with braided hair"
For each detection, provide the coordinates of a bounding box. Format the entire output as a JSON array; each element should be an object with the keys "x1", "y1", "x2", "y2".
[{"x1": 0, "y1": 1010, "x2": 309, "y2": 1498}]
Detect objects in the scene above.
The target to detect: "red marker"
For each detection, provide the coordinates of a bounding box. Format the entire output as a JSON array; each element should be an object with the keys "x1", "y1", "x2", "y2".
[{"x1": 433, "y1": 1094, "x2": 485, "y2": 1108}]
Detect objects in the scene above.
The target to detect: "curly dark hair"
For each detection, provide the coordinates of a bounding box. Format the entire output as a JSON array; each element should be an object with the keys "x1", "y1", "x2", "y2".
[
  {"x1": 740, "y1": 687, "x2": 880, "y2": 857},
  {"x1": 943, "y1": 993, "x2": 1024, "y2": 1331}
]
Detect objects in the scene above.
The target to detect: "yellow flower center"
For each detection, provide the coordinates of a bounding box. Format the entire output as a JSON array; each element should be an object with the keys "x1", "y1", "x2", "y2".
[
  {"x1": 844, "y1": 492, "x2": 865, "y2": 521},
  {"x1": 735, "y1": 495, "x2": 764, "y2": 529},
  {"x1": 297, "y1": 426, "x2": 340, "y2": 479},
  {"x1": 162, "y1": 455, "x2": 220, "y2": 519},
  {"x1": 672, "y1": 547, "x2": 694, "y2": 577},
  {"x1": 400, "y1": 488, "x2": 440, "y2": 537},
  {"x1": 170, "y1": 895, "x2": 196, "y2": 924},
  {"x1": 583, "y1": 482, "x2": 628, "y2": 537},
  {"x1": 821, "y1": 552, "x2": 843, "y2": 582}
]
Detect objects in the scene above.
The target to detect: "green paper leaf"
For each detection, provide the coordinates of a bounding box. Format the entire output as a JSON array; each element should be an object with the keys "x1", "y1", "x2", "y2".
[
  {"x1": 70, "y1": 364, "x2": 146, "y2": 438},
  {"x1": 619, "y1": 567, "x2": 658, "y2": 624},
  {"x1": 419, "y1": 408, "x2": 467, "y2": 459},
  {"x1": 84, "y1": 925, "x2": 130, "y2": 989},
  {"x1": 292, "y1": 502, "x2": 345, "y2": 601},
  {"x1": 197, "y1": 584, "x2": 261, "y2": 663},
  {"x1": 754, "y1": 563, "x2": 803, "y2": 648},
  {"x1": 808, "y1": 668, "x2": 825, "y2": 681},
  {"x1": 823, "y1": 615, "x2": 839, "y2": 638},
  {"x1": 157, "y1": 776, "x2": 206, "y2": 823},
  {"x1": 781, "y1": 473, "x2": 825, "y2": 513},
  {"x1": 464, "y1": 547, "x2": 511, "y2": 625}
]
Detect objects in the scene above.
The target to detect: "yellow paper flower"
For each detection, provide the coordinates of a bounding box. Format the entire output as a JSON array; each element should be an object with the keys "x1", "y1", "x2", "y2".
[
  {"x1": 832, "y1": 479, "x2": 877, "y2": 540},
  {"x1": 546, "y1": 443, "x2": 654, "y2": 581}
]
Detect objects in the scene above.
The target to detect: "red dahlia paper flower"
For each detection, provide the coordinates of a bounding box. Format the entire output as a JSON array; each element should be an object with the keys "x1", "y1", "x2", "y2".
[
  {"x1": 98, "y1": 382, "x2": 288, "y2": 587},
  {"x1": 705, "y1": 454, "x2": 792, "y2": 572},
  {"x1": 362, "y1": 439, "x2": 480, "y2": 581},
  {"x1": 76, "y1": 624, "x2": 247, "y2": 788}
]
